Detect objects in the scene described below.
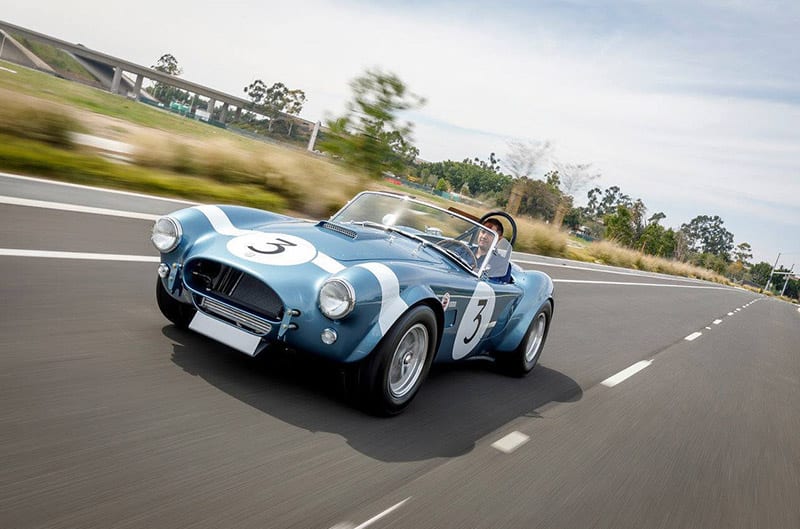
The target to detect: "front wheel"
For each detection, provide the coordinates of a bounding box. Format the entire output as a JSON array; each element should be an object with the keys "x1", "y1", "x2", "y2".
[
  {"x1": 498, "y1": 301, "x2": 552, "y2": 377},
  {"x1": 156, "y1": 278, "x2": 196, "y2": 329},
  {"x1": 352, "y1": 305, "x2": 438, "y2": 416}
]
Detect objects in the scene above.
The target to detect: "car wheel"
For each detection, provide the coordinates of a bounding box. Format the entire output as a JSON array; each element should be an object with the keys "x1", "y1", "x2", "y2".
[
  {"x1": 156, "y1": 277, "x2": 196, "y2": 329},
  {"x1": 499, "y1": 300, "x2": 551, "y2": 377},
  {"x1": 354, "y1": 305, "x2": 437, "y2": 416}
]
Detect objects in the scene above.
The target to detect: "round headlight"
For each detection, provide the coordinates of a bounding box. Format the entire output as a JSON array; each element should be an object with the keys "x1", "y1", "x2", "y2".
[
  {"x1": 319, "y1": 278, "x2": 355, "y2": 320},
  {"x1": 151, "y1": 217, "x2": 182, "y2": 253}
]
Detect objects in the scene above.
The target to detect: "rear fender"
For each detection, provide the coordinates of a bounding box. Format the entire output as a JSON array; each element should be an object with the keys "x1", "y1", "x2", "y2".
[{"x1": 494, "y1": 271, "x2": 554, "y2": 352}]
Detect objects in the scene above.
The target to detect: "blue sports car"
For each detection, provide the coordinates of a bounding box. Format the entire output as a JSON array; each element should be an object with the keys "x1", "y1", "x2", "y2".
[{"x1": 152, "y1": 191, "x2": 554, "y2": 414}]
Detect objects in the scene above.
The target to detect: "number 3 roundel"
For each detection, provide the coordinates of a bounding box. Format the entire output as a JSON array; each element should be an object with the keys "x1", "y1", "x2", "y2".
[
  {"x1": 227, "y1": 233, "x2": 317, "y2": 266},
  {"x1": 452, "y1": 282, "x2": 496, "y2": 360}
]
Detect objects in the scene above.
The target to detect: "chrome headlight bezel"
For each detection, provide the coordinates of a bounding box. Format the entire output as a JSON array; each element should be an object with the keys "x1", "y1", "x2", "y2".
[
  {"x1": 319, "y1": 278, "x2": 356, "y2": 320},
  {"x1": 151, "y1": 216, "x2": 182, "y2": 253}
]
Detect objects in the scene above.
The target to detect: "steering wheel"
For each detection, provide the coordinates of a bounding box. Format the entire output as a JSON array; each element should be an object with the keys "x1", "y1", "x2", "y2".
[
  {"x1": 436, "y1": 239, "x2": 477, "y2": 270},
  {"x1": 480, "y1": 211, "x2": 517, "y2": 246}
]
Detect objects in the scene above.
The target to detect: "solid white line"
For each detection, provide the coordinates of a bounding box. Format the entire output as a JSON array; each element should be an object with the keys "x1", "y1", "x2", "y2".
[
  {"x1": 514, "y1": 259, "x2": 706, "y2": 284},
  {"x1": 348, "y1": 497, "x2": 411, "y2": 529},
  {"x1": 491, "y1": 431, "x2": 530, "y2": 454},
  {"x1": 601, "y1": 360, "x2": 652, "y2": 387},
  {"x1": 0, "y1": 248, "x2": 158, "y2": 262},
  {"x1": 552, "y1": 279, "x2": 728, "y2": 290},
  {"x1": 0, "y1": 195, "x2": 160, "y2": 220},
  {"x1": 685, "y1": 332, "x2": 703, "y2": 341},
  {"x1": 713, "y1": 319, "x2": 723, "y2": 325},
  {"x1": 0, "y1": 172, "x2": 197, "y2": 205}
]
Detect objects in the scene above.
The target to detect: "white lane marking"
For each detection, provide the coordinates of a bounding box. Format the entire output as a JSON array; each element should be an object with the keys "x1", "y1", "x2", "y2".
[
  {"x1": 0, "y1": 172, "x2": 197, "y2": 205},
  {"x1": 601, "y1": 360, "x2": 652, "y2": 387},
  {"x1": 331, "y1": 497, "x2": 412, "y2": 529},
  {"x1": 357, "y1": 262, "x2": 408, "y2": 335},
  {"x1": 552, "y1": 279, "x2": 728, "y2": 290},
  {"x1": 0, "y1": 195, "x2": 159, "y2": 220},
  {"x1": 736, "y1": 308, "x2": 741, "y2": 312},
  {"x1": 515, "y1": 258, "x2": 709, "y2": 284},
  {"x1": 0, "y1": 66, "x2": 17, "y2": 73},
  {"x1": 0, "y1": 248, "x2": 158, "y2": 262},
  {"x1": 491, "y1": 431, "x2": 530, "y2": 454},
  {"x1": 728, "y1": 312, "x2": 734, "y2": 316},
  {"x1": 713, "y1": 319, "x2": 723, "y2": 325},
  {"x1": 705, "y1": 326, "x2": 711, "y2": 330},
  {"x1": 685, "y1": 332, "x2": 703, "y2": 341}
]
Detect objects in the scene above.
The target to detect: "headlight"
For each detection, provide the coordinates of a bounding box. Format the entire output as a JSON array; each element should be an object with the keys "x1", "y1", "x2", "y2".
[
  {"x1": 319, "y1": 278, "x2": 355, "y2": 320},
  {"x1": 151, "y1": 217, "x2": 182, "y2": 253}
]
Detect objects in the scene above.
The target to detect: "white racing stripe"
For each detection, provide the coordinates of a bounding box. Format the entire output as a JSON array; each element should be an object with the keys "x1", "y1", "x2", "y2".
[
  {"x1": 0, "y1": 195, "x2": 159, "y2": 220},
  {"x1": 0, "y1": 248, "x2": 158, "y2": 262},
  {"x1": 357, "y1": 262, "x2": 408, "y2": 335},
  {"x1": 194, "y1": 205, "x2": 252, "y2": 236},
  {"x1": 601, "y1": 360, "x2": 653, "y2": 387}
]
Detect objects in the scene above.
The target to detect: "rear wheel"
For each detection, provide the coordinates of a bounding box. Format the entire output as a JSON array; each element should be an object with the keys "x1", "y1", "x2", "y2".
[
  {"x1": 351, "y1": 305, "x2": 437, "y2": 416},
  {"x1": 498, "y1": 301, "x2": 551, "y2": 376},
  {"x1": 156, "y1": 278, "x2": 196, "y2": 329}
]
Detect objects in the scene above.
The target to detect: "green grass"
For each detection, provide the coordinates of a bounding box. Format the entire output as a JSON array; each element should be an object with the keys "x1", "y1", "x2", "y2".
[{"x1": 10, "y1": 34, "x2": 96, "y2": 83}]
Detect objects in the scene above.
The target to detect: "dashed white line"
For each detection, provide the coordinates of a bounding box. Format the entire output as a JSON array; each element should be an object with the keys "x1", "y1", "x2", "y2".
[
  {"x1": 728, "y1": 312, "x2": 734, "y2": 316},
  {"x1": 685, "y1": 332, "x2": 703, "y2": 341},
  {"x1": 0, "y1": 248, "x2": 158, "y2": 262},
  {"x1": 601, "y1": 360, "x2": 652, "y2": 387},
  {"x1": 491, "y1": 431, "x2": 530, "y2": 454},
  {"x1": 331, "y1": 497, "x2": 411, "y2": 529},
  {"x1": 713, "y1": 319, "x2": 723, "y2": 325}
]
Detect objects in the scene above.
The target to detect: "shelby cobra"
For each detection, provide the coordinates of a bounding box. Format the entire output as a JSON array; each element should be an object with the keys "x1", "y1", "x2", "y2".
[{"x1": 152, "y1": 191, "x2": 554, "y2": 414}]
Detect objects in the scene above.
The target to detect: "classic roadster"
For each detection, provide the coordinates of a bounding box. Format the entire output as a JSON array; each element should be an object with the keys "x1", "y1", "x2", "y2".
[{"x1": 152, "y1": 191, "x2": 554, "y2": 414}]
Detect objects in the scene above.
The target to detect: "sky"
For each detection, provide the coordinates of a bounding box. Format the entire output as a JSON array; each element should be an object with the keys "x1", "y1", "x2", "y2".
[{"x1": 3, "y1": 0, "x2": 799, "y2": 266}]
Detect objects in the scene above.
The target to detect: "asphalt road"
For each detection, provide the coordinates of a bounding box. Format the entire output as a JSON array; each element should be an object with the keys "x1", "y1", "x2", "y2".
[{"x1": 1, "y1": 173, "x2": 798, "y2": 529}]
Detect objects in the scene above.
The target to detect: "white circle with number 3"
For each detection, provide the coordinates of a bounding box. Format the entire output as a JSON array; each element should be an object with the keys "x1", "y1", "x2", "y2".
[
  {"x1": 452, "y1": 282, "x2": 496, "y2": 360},
  {"x1": 227, "y1": 232, "x2": 317, "y2": 265}
]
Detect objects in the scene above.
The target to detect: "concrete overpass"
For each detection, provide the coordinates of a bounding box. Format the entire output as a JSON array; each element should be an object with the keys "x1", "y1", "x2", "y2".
[{"x1": 0, "y1": 19, "x2": 318, "y2": 136}]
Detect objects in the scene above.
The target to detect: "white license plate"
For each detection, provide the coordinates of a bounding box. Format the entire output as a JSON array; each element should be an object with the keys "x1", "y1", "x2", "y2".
[{"x1": 189, "y1": 311, "x2": 261, "y2": 356}]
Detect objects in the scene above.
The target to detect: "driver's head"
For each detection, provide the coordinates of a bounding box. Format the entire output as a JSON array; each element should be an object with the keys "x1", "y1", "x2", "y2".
[{"x1": 478, "y1": 219, "x2": 503, "y2": 250}]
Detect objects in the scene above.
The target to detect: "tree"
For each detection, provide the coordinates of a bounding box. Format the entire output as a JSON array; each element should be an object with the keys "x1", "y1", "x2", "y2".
[
  {"x1": 243, "y1": 80, "x2": 306, "y2": 133},
  {"x1": 503, "y1": 140, "x2": 552, "y2": 179},
  {"x1": 680, "y1": 215, "x2": 734, "y2": 259},
  {"x1": 733, "y1": 242, "x2": 753, "y2": 265},
  {"x1": 604, "y1": 205, "x2": 635, "y2": 247},
  {"x1": 152, "y1": 53, "x2": 182, "y2": 75},
  {"x1": 150, "y1": 53, "x2": 183, "y2": 103},
  {"x1": 749, "y1": 261, "x2": 773, "y2": 287},
  {"x1": 320, "y1": 69, "x2": 425, "y2": 178},
  {"x1": 555, "y1": 162, "x2": 600, "y2": 198},
  {"x1": 585, "y1": 185, "x2": 632, "y2": 220}
]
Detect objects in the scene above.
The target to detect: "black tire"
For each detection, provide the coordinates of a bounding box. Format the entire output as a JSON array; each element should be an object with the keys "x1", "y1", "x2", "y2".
[
  {"x1": 156, "y1": 277, "x2": 196, "y2": 329},
  {"x1": 498, "y1": 300, "x2": 552, "y2": 377},
  {"x1": 352, "y1": 305, "x2": 438, "y2": 416}
]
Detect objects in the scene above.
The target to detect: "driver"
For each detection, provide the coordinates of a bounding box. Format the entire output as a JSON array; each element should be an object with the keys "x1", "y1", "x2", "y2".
[{"x1": 475, "y1": 218, "x2": 504, "y2": 267}]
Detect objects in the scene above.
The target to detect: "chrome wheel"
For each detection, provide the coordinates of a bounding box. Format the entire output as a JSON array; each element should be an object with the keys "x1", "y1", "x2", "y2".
[
  {"x1": 524, "y1": 312, "x2": 547, "y2": 363},
  {"x1": 388, "y1": 323, "x2": 429, "y2": 399}
]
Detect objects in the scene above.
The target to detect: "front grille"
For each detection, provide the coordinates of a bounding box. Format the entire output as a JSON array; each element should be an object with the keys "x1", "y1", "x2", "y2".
[
  {"x1": 184, "y1": 259, "x2": 284, "y2": 321},
  {"x1": 198, "y1": 296, "x2": 273, "y2": 335},
  {"x1": 318, "y1": 221, "x2": 357, "y2": 239}
]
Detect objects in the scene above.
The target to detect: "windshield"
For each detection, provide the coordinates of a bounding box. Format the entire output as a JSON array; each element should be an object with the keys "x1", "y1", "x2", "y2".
[{"x1": 330, "y1": 192, "x2": 507, "y2": 277}]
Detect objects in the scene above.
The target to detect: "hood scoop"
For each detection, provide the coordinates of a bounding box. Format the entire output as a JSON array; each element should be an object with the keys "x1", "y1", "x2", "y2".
[{"x1": 318, "y1": 221, "x2": 357, "y2": 239}]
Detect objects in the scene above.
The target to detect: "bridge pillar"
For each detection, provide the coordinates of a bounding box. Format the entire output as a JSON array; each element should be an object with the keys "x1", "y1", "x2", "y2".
[
  {"x1": 207, "y1": 98, "x2": 216, "y2": 118},
  {"x1": 133, "y1": 74, "x2": 143, "y2": 99},
  {"x1": 111, "y1": 65, "x2": 123, "y2": 94},
  {"x1": 307, "y1": 121, "x2": 321, "y2": 151},
  {"x1": 234, "y1": 107, "x2": 242, "y2": 120},
  {"x1": 219, "y1": 104, "x2": 228, "y2": 123}
]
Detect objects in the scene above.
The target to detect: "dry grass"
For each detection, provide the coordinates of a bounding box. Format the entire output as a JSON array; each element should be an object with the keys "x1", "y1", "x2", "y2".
[{"x1": 584, "y1": 240, "x2": 729, "y2": 283}]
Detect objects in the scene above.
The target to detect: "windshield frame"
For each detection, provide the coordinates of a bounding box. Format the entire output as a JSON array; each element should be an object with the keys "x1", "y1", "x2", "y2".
[{"x1": 329, "y1": 191, "x2": 501, "y2": 277}]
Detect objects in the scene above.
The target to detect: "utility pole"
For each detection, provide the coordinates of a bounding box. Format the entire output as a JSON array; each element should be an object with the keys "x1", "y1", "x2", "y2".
[
  {"x1": 764, "y1": 252, "x2": 781, "y2": 292},
  {"x1": 780, "y1": 264, "x2": 795, "y2": 297}
]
